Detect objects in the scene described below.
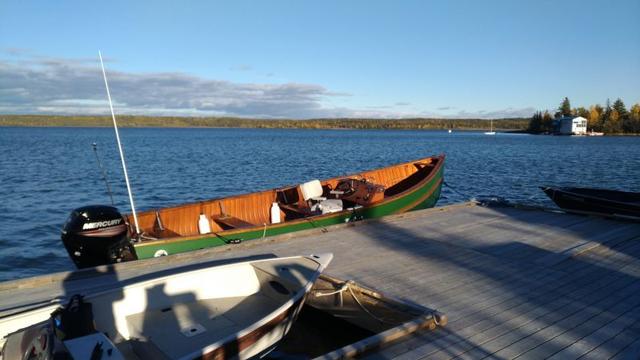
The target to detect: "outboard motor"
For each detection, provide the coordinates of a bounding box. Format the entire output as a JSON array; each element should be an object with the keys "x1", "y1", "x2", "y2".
[{"x1": 61, "y1": 205, "x2": 137, "y2": 269}]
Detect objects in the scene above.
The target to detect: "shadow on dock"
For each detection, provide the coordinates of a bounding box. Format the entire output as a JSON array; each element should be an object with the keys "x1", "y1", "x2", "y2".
[{"x1": 350, "y1": 206, "x2": 640, "y2": 359}]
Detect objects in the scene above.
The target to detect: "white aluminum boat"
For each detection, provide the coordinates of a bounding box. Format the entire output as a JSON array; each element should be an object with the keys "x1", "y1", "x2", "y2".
[{"x1": 0, "y1": 253, "x2": 332, "y2": 360}]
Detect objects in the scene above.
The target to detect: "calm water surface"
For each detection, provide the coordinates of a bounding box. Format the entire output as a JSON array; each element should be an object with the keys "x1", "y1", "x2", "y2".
[{"x1": 1, "y1": 127, "x2": 639, "y2": 280}]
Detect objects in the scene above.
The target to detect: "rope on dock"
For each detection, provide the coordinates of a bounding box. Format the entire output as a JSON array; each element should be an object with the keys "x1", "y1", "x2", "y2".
[
  {"x1": 444, "y1": 181, "x2": 516, "y2": 208},
  {"x1": 312, "y1": 280, "x2": 394, "y2": 324},
  {"x1": 313, "y1": 281, "x2": 350, "y2": 297},
  {"x1": 433, "y1": 312, "x2": 442, "y2": 326},
  {"x1": 304, "y1": 217, "x2": 328, "y2": 233},
  {"x1": 313, "y1": 281, "x2": 349, "y2": 307},
  {"x1": 444, "y1": 181, "x2": 517, "y2": 208},
  {"x1": 347, "y1": 285, "x2": 392, "y2": 324}
]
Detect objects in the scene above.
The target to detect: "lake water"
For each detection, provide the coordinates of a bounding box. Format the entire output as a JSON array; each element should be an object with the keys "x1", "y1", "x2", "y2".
[{"x1": 1, "y1": 127, "x2": 640, "y2": 281}]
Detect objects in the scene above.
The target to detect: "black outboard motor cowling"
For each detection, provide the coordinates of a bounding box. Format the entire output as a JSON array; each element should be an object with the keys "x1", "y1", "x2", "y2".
[{"x1": 61, "y1": 205, "x2": 137, "y2": 269}]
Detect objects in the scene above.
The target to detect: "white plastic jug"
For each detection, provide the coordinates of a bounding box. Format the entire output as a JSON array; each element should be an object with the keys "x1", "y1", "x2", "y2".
[
  {"x1": 270, "y1": 203, "x2": 281, "y2": 224},
  {"x1": 198, "y1": 214, "x2": 211, "y2": 234}
]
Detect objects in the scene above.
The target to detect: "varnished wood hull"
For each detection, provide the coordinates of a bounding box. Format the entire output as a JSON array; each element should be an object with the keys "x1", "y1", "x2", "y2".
[{"x1": 130, "y1": 155, "x2": 445, "y2": 260}]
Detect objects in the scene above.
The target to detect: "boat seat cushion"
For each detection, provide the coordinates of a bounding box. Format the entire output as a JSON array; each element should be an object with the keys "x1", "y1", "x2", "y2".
[
  {"x1": 300, "y1": 180, "x2": 324, "y2": 201},
  {"x1": 311, "y1": 199, "x2": 343, "y2": 214}
]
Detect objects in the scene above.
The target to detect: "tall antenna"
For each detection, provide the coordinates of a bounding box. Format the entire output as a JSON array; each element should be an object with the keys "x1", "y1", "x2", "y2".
[
  {"x1": 92, "y1": 142, "x2": 115, "y2": 206},
  {"x1": 98, "y1": 51, "x2": 141, "y2": 236}
]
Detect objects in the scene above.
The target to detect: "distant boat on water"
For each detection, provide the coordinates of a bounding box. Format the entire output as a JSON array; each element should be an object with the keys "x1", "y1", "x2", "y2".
[
  {"x1": 484, "y1": 119, "x2": 496, "y2": 135},
  {"x1": 587, "y1": 130, "x2": 604, "y2": 136}
]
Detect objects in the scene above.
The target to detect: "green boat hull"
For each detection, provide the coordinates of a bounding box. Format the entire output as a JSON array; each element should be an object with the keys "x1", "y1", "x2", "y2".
[{"x1": 134, "y1": 165, "x2": 444, "y2": 260}]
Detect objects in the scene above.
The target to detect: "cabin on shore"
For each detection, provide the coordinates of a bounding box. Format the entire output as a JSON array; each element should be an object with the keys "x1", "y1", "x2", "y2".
[{"x1": 554, "y1": 116, "x2": 587, "y2": 135}]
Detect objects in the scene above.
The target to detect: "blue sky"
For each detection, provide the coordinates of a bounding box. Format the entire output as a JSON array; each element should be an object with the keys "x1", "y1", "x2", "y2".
[{"x1": 1, "y1": 0, "x2": 638, "y2": 118}]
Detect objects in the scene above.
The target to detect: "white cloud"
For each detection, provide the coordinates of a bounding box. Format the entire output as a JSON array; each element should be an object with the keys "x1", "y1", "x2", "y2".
[
  {"x1": 0, "y1": 52, "x2": 535, "y2": 119},
  {"x1": 0, "y1": 54, "x2": 348, "y2": 118},
  {"x1": 451, "y1": 107, "x2": 537, "y2": 119}
]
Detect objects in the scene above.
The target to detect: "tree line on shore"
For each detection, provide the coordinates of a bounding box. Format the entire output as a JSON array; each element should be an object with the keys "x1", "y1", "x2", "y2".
[
  {"x1": 0, "y1": 114, "x2": 530, "y2": 130},
  {"x1": 528, "y1": 97, "x2": 640, "y2": 134}
]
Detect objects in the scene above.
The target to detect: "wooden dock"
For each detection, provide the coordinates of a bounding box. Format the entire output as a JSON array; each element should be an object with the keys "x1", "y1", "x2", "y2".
[{"x1": 1, "y1": 201, "x2": 640, "y2": 359}]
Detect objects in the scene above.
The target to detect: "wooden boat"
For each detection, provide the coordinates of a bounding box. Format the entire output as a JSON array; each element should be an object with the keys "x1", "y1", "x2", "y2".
[
  {"x1": 541, "y1": 186, "x2": 640, "y2": 218},
  {"x1": 62, "y1": 155, "x2": 445, "y2": 268},
  {"x1": 0, "y1": 253, "x2": 332, "y2": 360}
]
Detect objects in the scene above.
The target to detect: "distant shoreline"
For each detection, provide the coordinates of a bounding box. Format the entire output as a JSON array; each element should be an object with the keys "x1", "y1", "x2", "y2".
[{"x1": 0, "y1": 114, "x2": 529, "y2": 131}]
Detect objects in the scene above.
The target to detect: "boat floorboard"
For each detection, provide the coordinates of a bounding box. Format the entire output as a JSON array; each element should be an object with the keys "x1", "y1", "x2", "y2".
[
  {"x1": 1, "y1": 202, "x2": 640, "y2": 359},
  {"x1": 126, "y1": 293, "x2": 279, "y2": 359}
]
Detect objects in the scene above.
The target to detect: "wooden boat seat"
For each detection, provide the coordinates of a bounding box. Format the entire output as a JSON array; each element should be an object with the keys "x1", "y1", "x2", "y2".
[
  {"x1": 152, "y1": 228, "x2": 180, "y2": 239},
  {"x1": 278, "y1": 202, "x2": 307, "y2": 214},
  {"x1": 277, "y1": 203, "x2": 312, "y2": 220},
  {"x1": 211, "y1": 214, "x2": 255, "y2": 229}
]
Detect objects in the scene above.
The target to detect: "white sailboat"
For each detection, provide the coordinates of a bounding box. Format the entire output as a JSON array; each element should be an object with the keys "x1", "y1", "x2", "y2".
[{"x1": 484, "y1": 119, "x2": 496, "y2": 135}]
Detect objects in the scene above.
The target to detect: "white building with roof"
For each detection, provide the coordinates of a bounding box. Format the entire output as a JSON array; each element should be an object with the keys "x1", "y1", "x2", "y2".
[{"x1": 556, "y1": 116, "x2": 587, "y2": 135}]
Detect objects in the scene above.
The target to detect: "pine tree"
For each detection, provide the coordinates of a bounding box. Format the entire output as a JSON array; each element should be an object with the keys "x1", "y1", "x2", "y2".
[
  {"x1": 575, "y1": 107, "x2": 589, "y2": 118},
  {"x1": 626, "y1": 103, "x2": 640, "y2": 133},
  {"x1": 542, "y1": 111, "x2": 554, "y2": 133},
  {"x1": 528, "y1": 111, "x2": 543, "y2": 133},
  {"x1": 612, "y1": 98, "x2": 628, "y2": 119},
  {"x1": 558, "y1": 97, "x2": 572, "y2": 117}
]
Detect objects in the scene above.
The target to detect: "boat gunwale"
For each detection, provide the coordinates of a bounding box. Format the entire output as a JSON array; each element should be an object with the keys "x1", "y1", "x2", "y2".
[
  {"x1": 543, "y1": 186, "x2": 640, "y2": 208},
  {"x1": 134, "y1": 154, "x2": 445, "y2": 248}
]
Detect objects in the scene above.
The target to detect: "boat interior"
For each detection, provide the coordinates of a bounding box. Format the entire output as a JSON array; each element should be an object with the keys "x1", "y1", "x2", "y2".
[
  {"x1": 113, "y1": 257, "x2": 320, "y2": 359},
  {"x1": 1, "y1": 257, "x2": 324, "y2": 360},
  {"x1": 131, "y1": 156, "x2": 441, "y2": 240}
]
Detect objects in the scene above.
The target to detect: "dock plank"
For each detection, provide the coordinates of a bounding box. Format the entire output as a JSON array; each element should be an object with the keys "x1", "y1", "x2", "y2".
[
  {"x1": 2, "y1": 202, "x2": 640, "y2": 359},
  {"x1": 478, "y1": 279, "x2": 640, "y2": 359},
  {"x1": 403, "y1": 264, "x2": 639, "y2": 360},
  {"x1": 396, "y1": 268, "x2": 632, "y2": 355},
  {"x1": 609, "y1": 335, "x2": 640, "y2": 360},
  {"x1": 547, "y1": 306, "x2": 640, "y2": 359}
]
